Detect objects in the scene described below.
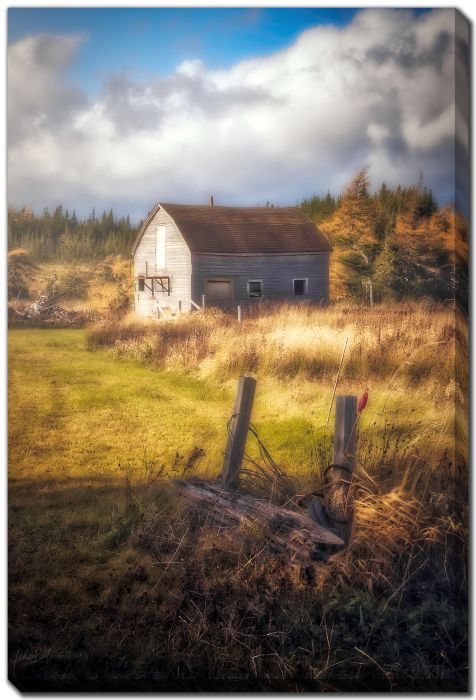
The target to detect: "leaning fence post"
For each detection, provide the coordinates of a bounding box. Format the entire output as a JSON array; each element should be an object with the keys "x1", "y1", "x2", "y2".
[
  {"x1": 221, "y1": 375, "x2": 257, "y2": 489},
  {"x1": 327, "y1": 395, "x2": 358, "y2": 543}
]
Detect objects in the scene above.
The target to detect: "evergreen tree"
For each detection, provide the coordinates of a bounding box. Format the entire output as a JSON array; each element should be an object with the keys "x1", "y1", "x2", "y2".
[
  {"x1": 327, "y1": 168, "x2": 378, "y2": 303},
  {"x1": 316, "y1": 169, "x2": 449, "y2": 303},
  {"x1": 8, "y1": 205, "x2": 138, "y2": 262}
]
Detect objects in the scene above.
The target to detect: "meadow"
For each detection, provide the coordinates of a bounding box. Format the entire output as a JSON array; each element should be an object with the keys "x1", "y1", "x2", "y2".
[{"x1": 8, "y1": 302, "x2": 468, "y2": 690}]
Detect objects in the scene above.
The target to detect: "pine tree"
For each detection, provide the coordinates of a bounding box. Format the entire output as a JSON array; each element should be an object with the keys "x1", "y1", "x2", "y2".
[
  {"x1": 325, "y1": 168, "x2": 378, "y2": 304},
  {"x1": 7, "y1": 205, "x2": 139, "y2": 262}
]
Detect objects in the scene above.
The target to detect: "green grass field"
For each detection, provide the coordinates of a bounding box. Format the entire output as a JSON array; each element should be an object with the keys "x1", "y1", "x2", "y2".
[
  {"x1": 9, "y1": 328, "x2": 340, "y2": 485},
  {"x1": 8, "y1": 321, "x2": 467, "y2": 690},
  {"x1": 10, "y1": 328, "x2": 229, "y2": 483}
]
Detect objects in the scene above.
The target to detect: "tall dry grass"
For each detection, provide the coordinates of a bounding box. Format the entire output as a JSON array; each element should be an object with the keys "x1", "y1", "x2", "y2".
[
  {"x1": 87, "y1": 301, "x2": 461, "y2": 390},
  {"x1": 120, "y1": 450, "x2": 466, "y2": 688},
  {"x1": 87, "y1": 301, "x2": 467, "y2": 597},
  {"x1": 87, "y1": 301, "x2": 467, "y2": 593},
  {"x1": 9, "y1": 303, "x2": 467, "y2": 689}
]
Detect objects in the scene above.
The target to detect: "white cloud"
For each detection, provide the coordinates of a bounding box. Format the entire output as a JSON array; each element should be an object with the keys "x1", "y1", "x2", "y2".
[
  {"x1": 7, "y1": 9, "x2": 462, "y2": 218},
  {"x1": 176, "y1": 59, "x2": 205, "y2": 78}
]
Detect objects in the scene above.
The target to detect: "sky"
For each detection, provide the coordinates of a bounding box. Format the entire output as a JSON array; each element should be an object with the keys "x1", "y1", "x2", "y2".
[{"x1": 7, "y1": 7, "x2": 466, "y2": 220}]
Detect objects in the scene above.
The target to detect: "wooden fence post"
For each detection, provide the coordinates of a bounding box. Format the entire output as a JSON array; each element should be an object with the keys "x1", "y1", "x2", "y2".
[
  {"x1": 178, "y1": 300, "x2": 182, "y2": 314},
  {"x1": 327, "y1": 395, "x2": 358, "y2": 542},
  {"x1": 221, "y1": 375, "x2": 257, "y2": 489},
  {"x1": 237, "y1": 305, "x2": 242, "y2": 322},
  {"x1": 202, "y1": 294, "x2": 206, "y2": 309}
]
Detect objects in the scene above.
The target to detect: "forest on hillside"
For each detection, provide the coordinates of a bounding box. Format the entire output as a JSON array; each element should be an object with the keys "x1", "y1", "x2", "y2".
[
  {"x1": 7, "y1": 170, "x2": 468, "y2": 305},
  {"x1": 301, "y1": 170, "x2": 467, "y2": 306},
  {"x1": 8, "y1": 207, "x2": 137, "y2": 262}
]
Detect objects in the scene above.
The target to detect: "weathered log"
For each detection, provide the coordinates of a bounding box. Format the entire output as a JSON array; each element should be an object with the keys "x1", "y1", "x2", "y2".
[{"x1": 173, "y1": 479, "x2": 344, "y2": 566}]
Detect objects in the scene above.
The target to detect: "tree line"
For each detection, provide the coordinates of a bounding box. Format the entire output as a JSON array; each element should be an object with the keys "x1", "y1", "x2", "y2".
[
  {"x1": 8, "y1": 206, "x2": 138, "y2": 262},
  {"x1": 301, "y1": 171, "x2": 466, "y2": 306},
  {"x1": 8, "y1": 173, "x2": 467, "y2": 305}
]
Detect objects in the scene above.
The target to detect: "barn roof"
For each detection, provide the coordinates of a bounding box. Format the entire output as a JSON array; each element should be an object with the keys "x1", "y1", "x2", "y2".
[{"x1": 132, "y1": 203, "x2": 332, "y2": 255}]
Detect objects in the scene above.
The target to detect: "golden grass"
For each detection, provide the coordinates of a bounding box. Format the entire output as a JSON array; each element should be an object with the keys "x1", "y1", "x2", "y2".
[
  {"x1": 21, "y1": 258, "x2": 132, "y2": 314},
  {"x1": 85, "y1": 300, "x2": 468, "y2": 603},
  {"x1": 87, "y1": 301, "x2": 464, "y2": 470},
  {"x1": 9, "y1": 301, "x2": 468, "y2": 690},
  {"x1": 88, "y1": 301, "x2": 459, "y2": 390}
]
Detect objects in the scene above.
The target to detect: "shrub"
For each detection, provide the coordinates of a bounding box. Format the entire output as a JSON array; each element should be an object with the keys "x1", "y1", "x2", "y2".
[
  {"x1": 60, "y1": 266, "x2": 90, "y2": 299},
  {"x1": 8, "y1": 248, "x2": 37, "y2": 300},
  {"x1": 108, "y1": 280, "x2": 131, "y2": 318}
]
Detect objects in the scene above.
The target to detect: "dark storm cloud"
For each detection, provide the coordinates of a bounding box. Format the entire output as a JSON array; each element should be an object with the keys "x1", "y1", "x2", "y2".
[
  {"x1": 8, "y1": 33, "x2": 88, "y2": 145},
  {"x1": 366, "y1": 30, "x2": 450, "y2": 72}
]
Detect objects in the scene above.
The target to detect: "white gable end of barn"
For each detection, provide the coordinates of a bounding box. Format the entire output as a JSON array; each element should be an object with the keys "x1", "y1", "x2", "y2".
[{"x1": 133, "y1": 206, "x2": 192, "y2": 317}]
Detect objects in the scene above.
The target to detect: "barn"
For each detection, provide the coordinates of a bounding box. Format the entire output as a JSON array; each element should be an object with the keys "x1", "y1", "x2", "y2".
[{"x1": 131, "y1": 200, "x2": 331, "y2": 318}]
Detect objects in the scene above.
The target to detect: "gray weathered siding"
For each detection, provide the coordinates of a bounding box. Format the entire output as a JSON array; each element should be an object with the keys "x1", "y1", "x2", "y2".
[
  {"x1": 133, "y1": 207, "x2": 192, "y2": 317},
  {"x1": 191, "y1": 253, "x2": 329, "y2": 306},
  {"x1": 133, "y1": 209, "x2": 330, "y2": 317}
]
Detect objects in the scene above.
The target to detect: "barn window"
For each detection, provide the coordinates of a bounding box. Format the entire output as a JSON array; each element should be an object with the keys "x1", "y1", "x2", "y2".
[
  {"x1": 248, "y1": 280, "x2": 263, "y2": 298},
  {"x1": 138, "y1": 276, "x2": 145, "y2": 292},
  {"x1": 293, "y1": 278, "x2": 308, "y2": 296},
  {"x1": 156, "y1": 224, "x2": 166, "y2": 269}
]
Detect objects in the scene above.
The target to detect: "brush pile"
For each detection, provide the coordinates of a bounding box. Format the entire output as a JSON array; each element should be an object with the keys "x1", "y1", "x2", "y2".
[{"x1": 9, "y1": 279, "x2": 86, "y2": 326}]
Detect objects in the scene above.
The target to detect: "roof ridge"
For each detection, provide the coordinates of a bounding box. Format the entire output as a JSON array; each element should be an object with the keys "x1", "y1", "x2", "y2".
[
  {"x1": 132, "y1": 201, "x2": 332, "y2": 255},
  {"x1": 159, "y1": 202, "x2": 301, "y2": 210}
]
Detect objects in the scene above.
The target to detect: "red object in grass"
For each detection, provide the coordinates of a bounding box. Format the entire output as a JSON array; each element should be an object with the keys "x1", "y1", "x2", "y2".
[{"x1": 358, "y1": 389, "x2": 369, "y2": 413}]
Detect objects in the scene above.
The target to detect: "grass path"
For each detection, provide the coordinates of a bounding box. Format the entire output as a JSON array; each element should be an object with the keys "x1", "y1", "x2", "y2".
[
  {"x1": 9, "y1": 329, "x2": 327, "y2": 485},
  {"x1": 9, "y1": 329, "x2": 230, "y2": 482}
]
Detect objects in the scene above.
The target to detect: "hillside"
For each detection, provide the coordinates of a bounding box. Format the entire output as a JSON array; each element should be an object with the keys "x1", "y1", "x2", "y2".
[{"x1": 8, "y1": 171, "x2": 468, "y2": 308}]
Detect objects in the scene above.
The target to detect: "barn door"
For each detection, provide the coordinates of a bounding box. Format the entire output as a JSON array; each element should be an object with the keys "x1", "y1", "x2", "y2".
[{"x1": 205, "y1": 280, "x2": 232, "y2": 308}]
